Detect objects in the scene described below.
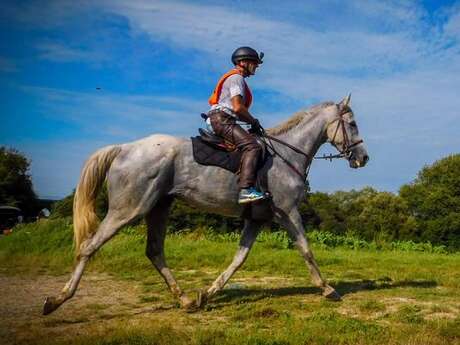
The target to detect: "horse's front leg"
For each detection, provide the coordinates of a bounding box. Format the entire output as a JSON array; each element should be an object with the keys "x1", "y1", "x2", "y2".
[
  {"x1": 276, "y1": 208, "x2": 341, "y2": 300},
  {"x1": 196, "y1": 219, "x2": 262, "y2": 308}
]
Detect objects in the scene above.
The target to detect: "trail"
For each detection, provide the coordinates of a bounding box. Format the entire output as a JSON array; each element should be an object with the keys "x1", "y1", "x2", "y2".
[
  {"x1": 1, "y1": 270, "x2": 458, "y2": 345},
  {"x1": 0, "y1": 272, "x2": 181, "y2": 345}
]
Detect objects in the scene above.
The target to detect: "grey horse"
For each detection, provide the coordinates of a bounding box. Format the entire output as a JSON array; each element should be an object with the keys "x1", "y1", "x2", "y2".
[{"x1": 43, "y1": 95, "x2": 369, "y2": 315}]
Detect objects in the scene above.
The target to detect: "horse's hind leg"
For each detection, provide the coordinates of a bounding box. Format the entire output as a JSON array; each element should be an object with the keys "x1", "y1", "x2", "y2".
[
  {"x1": 43, "y1": 210, "x2": 133, "y2": 315},
  {"x1": 144, "y1": 197, "x2": 194, "y2": 309}
]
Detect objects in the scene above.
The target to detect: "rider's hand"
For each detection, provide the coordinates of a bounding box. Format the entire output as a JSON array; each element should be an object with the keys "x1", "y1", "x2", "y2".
[{"x1": 250, "y1": 118, "x2": 263, "y2": 134}]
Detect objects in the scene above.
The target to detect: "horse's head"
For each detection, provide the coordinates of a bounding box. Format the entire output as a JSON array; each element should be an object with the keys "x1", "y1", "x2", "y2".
[{"x1": 326, "y1": 94, "x2": 369, "y2": 168}]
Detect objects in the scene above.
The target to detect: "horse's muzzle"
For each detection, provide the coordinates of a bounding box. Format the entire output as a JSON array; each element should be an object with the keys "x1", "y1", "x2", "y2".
[{"x1": 348, "y1": 151, "x2": 369, "y2": 168}]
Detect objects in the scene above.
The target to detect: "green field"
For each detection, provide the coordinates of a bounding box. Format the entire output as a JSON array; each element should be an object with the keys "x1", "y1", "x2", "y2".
[{"x1": 1, "y1": 219, "x2": 459, "y2": 345}]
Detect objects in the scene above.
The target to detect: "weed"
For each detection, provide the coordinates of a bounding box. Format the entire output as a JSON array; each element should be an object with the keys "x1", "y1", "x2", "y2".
[
  {"x1": 358, "y1": 300, "x2": 386, "y2": 313},
  {"x1": 393, "y1": 304, "x2": 424, "y2": 324},
  {"x1": 437, "y1": 317, "x2": 460, "y2": 340}
]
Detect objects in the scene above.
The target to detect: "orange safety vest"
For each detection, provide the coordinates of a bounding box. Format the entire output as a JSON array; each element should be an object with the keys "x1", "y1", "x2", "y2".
[{"x1": 208, "y1": 69, "x2": 252, "y2": 108}]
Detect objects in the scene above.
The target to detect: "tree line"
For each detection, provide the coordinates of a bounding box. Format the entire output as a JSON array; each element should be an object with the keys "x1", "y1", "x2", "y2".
[{"x1": 2, "y1": 146, "x2": 459, "y2": 249}]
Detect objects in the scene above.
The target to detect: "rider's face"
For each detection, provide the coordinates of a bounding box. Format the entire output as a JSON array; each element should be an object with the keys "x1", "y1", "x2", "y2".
[{"x1": 241, "y1": 60, "x2": 259, "y2": 76}]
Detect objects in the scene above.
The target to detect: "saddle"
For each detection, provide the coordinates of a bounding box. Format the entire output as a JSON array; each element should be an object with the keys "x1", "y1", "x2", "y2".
[
  {"x1": 191, "y1": 118, "x2": 273, "y2": 220},
  {"x1": 192, "y1": 110, "x2": 269, "y2": 174},
  {"x1": 191, "y1": 128, "x2": 242, "y2": 173}
]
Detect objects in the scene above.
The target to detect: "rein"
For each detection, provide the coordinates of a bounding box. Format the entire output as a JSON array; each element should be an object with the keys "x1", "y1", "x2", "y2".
[
  {"x1": 258, "y1": 109, "x2": 363, "y2": 178},
  {"x1": 259, "y1": 132, "x2": 307, "y2": 179}
]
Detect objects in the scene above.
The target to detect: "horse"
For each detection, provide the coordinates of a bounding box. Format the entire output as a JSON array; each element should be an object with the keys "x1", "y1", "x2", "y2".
[{"x1": 43, "y1": 94, "x2": 369, "y2": 315}]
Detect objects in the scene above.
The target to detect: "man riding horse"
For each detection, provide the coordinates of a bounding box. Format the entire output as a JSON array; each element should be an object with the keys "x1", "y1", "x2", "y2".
[
  {"x1": 207, "y1": 46, "x2": 265, "y2": 204},
  {"x1": 43, "y1": 44, "x2": 369, "y2": 315}
]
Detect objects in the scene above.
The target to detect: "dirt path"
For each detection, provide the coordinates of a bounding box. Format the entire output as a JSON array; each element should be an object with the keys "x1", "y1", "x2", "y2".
[
  {"x1": 0, "y1": 272, "x2": 183, "y2": 345},
  {"x1": 2, "y1": 271, "x2": 459, "y2": 345}
]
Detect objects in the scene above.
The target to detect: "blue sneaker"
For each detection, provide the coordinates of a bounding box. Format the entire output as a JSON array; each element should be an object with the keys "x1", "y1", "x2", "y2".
[{"x1": 238, "y1": 187, "x2": 265, "y2": 204}]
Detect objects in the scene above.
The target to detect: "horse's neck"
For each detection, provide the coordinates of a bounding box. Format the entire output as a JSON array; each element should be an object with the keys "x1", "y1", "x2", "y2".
[{"x1": 274, "y1": 110, "x2": 330, "y2": 166}]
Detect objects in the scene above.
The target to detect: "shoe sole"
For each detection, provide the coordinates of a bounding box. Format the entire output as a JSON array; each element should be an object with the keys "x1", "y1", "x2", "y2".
[{"x1": 238, "y1": 196, "x2": 266, "y2": 204}]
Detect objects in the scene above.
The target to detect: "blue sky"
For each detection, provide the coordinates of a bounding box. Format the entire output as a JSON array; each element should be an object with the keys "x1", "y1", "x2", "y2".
[{"x1": 1, "y1": 0, "x2": 459, "y2": 199}]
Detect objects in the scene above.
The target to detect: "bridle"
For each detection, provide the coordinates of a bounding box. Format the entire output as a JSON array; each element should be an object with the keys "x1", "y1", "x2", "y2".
[
  {"x1": 258, "y1": 105, "x2": 364, "y2": 180},
  {"x1": 322, "y1": 107, "x2": 364, "y2": 160}
]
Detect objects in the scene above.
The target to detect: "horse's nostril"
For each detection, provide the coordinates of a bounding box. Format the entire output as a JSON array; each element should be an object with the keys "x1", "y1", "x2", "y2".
[{"x1": 363, "y1": 155, "x2": 369, "y2": 164}]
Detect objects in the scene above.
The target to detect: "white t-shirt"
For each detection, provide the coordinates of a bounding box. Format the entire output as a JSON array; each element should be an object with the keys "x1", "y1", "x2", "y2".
[{"x1": 209, "y1": 74, "x2": 248, "y2": 116}]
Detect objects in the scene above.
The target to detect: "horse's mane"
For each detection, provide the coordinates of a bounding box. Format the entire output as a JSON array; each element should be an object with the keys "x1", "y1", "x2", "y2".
[{"x1": 266, "y1": 101, "x2": 335, "y2": 136}]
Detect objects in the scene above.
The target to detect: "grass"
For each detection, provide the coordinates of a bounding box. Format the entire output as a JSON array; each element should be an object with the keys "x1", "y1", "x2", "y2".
[{"x1": 1, "y1": 219, "x2": 460, "y2": 345}]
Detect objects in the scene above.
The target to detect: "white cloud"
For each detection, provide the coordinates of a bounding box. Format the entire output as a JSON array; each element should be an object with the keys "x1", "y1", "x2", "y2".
[
  {"x1": 20, "y1": 86, "x2": 206, "y2": 139},
  {"x1": 102, "y1": 0, "x2": 426, "y2": 74},
  {"x1": 36, "y1": 41, "x2": 105, "y2": 63}
]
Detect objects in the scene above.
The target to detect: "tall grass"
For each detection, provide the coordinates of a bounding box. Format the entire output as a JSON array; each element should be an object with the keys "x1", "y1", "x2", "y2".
[{"x1": 0, "y1": 219, "x2": 458, "y2": 282}]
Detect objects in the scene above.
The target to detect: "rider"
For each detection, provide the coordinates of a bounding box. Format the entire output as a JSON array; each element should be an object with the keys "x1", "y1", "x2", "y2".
[{"x1": 207, "y1": 46, "x2": 265, "y2": 204}]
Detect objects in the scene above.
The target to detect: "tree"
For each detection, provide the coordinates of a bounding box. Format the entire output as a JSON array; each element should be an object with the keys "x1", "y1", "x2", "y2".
[
  {"x1": 400, "y1": 154, "x2": 460, "y2": 248},
  {"x1": 300, "y1": 187, "x2": 418, "y2": 243},
  {"x1": 300, "y1": 192, "x2": 346, "y2": 234},
  {"x1": 0, "y1": 147, "x2": 37, "y2": 215},
  {"x1": 347, "y1": 191, "x2": 417, "y2": 242}
]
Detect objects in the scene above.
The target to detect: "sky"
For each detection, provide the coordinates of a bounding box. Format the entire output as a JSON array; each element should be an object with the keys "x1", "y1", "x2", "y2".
[{"x1": 1, "y1": 0, "x2": 459, "y2": 200}]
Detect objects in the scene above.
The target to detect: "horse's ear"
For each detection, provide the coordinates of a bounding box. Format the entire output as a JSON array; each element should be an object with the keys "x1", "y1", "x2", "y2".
[{"x1": 339, "y1": 93, "x2": 351, "y2": 108}]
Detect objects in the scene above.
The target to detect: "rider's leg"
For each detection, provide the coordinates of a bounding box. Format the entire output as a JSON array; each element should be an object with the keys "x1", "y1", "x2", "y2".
[
  {"x1": 209, "y1": 112, "x2": 263, "y2": 202},
  {"x1": 232, "y1": 126, "x2": 262, "y2": 190}
]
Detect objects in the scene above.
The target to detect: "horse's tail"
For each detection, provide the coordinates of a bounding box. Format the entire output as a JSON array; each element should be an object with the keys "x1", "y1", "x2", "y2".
[{"x1": 73, "y1": 145, "x2": 122, "y2": 257}]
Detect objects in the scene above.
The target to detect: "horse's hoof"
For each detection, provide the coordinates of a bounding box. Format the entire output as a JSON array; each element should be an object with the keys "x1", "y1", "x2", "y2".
[
  {"x1": 181, "y1": 298, "x2": 198, "y2": 313},
  {"x1": 323, "y1": 287, "x2": 342, "y2": 301},
  {"x1": 184, "y1": 302, "x2": 199, "y2": 313},
  {"x1": 43, "y1": 296, "x2": 60, "y2": 315}
]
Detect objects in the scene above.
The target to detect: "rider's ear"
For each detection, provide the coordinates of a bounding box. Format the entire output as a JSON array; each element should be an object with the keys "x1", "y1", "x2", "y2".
[{"x1": 338, "y1": 93, "x2": 351, "y2": 110}]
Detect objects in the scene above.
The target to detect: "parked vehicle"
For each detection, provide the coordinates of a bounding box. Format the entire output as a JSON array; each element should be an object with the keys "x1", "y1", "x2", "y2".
[{"x1": 0, "y1": 206, "x2": 23, "y2": 234}]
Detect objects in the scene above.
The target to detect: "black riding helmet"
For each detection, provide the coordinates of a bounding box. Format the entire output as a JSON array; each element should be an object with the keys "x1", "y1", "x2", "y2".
[{"x1": 231, "y1": 46, "x2": 264, "y2": 65}]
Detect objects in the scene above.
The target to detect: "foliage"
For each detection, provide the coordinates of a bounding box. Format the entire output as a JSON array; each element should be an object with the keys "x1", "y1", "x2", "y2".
[
  {"x1": 300, "y1": 192, "x2": 346, "y2": 234},
  {"x1": 51, "y1": 185, "x2": 109, "y2": 220},
  {"x1": 400, "y1": 154, "x2": 460, "y2": 248},
  {"x1": 168, "y1": 200, "x2": 244, "y2": 233},
  {"x1": 0, "y1": 146, "x2": 37, "y2": 214},
  {"x1": 345, "y1": 191, "x2": 417, "y2": 243},
  {"x1": 300, "y1": 187, "x2": 418, "y2": 244},
  {"x1": 47, "y1": 154, "x2": 460, "y2": 250},
  {"x1": 205, "y1": 228, "x2": 294, "y2": 249},
  {"x1": 307, "y1": 230, "x2": 447, "y2": 253},
  {"x1": 50, "y1": 192, "x2": 74, "y2": 219}
]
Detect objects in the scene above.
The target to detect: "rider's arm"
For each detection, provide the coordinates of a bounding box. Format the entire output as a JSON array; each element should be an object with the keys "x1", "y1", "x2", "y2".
[{"x1": 231, "y1": 95, "x2": 257, "y2": 125}]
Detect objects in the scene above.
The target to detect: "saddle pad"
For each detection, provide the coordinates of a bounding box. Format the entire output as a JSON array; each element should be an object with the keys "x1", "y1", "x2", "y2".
[{"x1": 191, "y1": 136, "x2": 242, "y2": 173}]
